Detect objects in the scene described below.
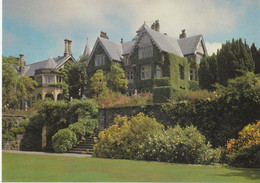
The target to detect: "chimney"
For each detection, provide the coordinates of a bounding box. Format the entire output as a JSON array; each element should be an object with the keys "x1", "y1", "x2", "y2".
[
  {"x1": 121, "y1": 38, "x2": 123, "y2": 43},
  {"x1": 68, "y1": 39, "x2": 72, "y2": 55},
  {"x1": 19, "y1": 53, "x2": 24, "y2": 67},
  {"x1": 64, "y1": 39, "x2": 69, "y2": 56},
  {"x1": 151, "y1": 22, "x2": 155, "y2": 30},
  {"x1": 179, "y1": 29, "x2": 186, "y2": 39},
  {"x1": 100, "y1": 31, "x2": 109, "y2": 39},
  {"x1": 155, "y1": 20, "x2": 160, "y2": 32}
]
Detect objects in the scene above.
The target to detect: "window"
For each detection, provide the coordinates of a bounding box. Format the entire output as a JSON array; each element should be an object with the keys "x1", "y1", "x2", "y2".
[
  {"x1": 44, "y1": 75, "x2": 54, "y2": 83},
  {"x1": 56, "y1": 76, "x2": 63, "y2": 83},
  {"x1": 141, "y1": 65, "x2": 151, "y2": 80},
  {"x1": 126, "y1": 70, "x2": 134, "y2": 83},
  {"x1": 190, "y1": 68, "x2": 196, "y2": 80},
  {"x1": 138, "y1": 45, "x2": 153, "y2": 59},
  {"x1": 196, "y1": 54, "x2": 202, "y2": 64},
  {"x1": 156, "y1": 65, "x2": 162, "y2": 78},
  {"x1": 95, "y1": 54, "x2": 106, "y2": 66},
  {"x1": 179, "y1": 64, "x2": 184, "y2": 80},
  {"x1": 36, "y1": 76, "x2": 42, "y2": 85}
]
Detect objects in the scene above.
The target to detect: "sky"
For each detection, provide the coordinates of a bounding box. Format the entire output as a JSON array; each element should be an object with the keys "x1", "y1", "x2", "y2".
[{"x1": 2, "y1": 0, "x2": 260, "y2": 65}]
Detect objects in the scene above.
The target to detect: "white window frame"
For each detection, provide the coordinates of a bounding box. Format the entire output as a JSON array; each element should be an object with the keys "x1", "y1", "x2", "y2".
[
  {"x1": 141, "y1": 65, "x2": 151, "y2": 80},
  {"x1": 44, "y1": 75, "x2": 54, "y2": 83},
  {"x1": 156, "y1": 65, "x2": 162, "y2": 78},
  {"x1": 138, "y1": 45, "x2": 153, "y2": 59},
  {"x1": 95, "y1": 54, "x2": 106, "y2": 66}
]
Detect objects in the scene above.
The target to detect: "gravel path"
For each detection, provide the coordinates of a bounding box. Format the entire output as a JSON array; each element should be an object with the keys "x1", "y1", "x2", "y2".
[{"x1": 2, "y1": 150, "x2": 92, "y2": 158}]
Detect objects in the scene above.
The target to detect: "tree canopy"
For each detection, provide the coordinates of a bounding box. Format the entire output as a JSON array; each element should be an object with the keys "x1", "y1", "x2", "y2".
[
  {"x1": 199, "y1": 38, "x2": 255, "y2": 89},
  {"x1": 2, "y1": 56, "x2": 37, "y2": 108},
  {"x1": 107, "y1": 64, "x2": 128, "y2": 93}
]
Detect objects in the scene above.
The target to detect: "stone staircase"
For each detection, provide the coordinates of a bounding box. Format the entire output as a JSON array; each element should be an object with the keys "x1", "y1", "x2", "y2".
[{"x1": 68, "y1": 133, "x2": 98, "y2": 155}]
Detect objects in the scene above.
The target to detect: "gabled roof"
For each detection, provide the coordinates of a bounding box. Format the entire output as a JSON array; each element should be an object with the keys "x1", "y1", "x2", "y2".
[
  {"x1": 177, "y1": 35, "x2": 207, "y2": 55},
  {"x1": 87, "y1": 37, "x2": 124, "y2": 66},
  {"x1": 128, "y1": 24, "x2": 183, "y2": 57},
  {"x1": 23, "y1": 55, "x2": 76, "y2": 76},
  {"x1": 122, "y1": 40, "x2": 136, "y2": 55}
]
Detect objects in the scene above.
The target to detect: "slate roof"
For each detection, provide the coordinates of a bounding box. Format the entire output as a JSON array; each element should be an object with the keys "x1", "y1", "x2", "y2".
[
  {"x1": 82, "y1": 39, "x2": 91, "y2": 56},
  {"x1": 23, "y1": 55, "x2": 75, "y2": 76},
  {"x1": 122, "y1": 40, "x2": 136, "y2": 55},
  {"x1": 87, "y1": 23, "x2": 206, "y2": 65},
  {"x1": 99, "y1": 37, "x2": 123, "y2": 61},
  {"x1": 177, "y1": 35, "x2": 203, "y2": 55},
  {"x1": 145, "y1": 25, "x2": 183, "y2": 57}
]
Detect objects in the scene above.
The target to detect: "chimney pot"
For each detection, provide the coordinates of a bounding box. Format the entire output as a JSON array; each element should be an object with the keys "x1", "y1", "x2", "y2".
[
  {"x1": 121, "y1": 38, "x2": 123, "y2": 43},
  {"x1": 179, "y1": 29, "x2": 186, "y2": 39},
  {"x1": 19, "y1": 53, "x2": 24, "y2": 67},
  {"x1": 100, "y1": 31, "x2": 109, "y2": 39},
  {"x1": 155, "y1": 20, "x2": 160, "y2": 32}
]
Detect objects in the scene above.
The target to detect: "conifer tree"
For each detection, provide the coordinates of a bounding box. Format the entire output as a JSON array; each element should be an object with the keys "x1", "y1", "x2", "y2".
[
  {"x1": 251, "y1": 43, "x2": 260, "y2": 74},
  {"x1": 107, "y1": 64, "x2": 128, "y2": 93},
  {"x1": 90, "y1": 69, "x2": 108, "y2": 97}
]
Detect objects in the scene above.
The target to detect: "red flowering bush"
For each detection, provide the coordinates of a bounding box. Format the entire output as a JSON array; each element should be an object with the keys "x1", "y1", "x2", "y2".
[{"x1": 95, "y1": 89, "x2": 153, "y2": 108}]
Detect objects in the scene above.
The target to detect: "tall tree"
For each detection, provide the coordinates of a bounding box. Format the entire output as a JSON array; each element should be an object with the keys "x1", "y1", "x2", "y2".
[
  {"x1": 217, "y1": 38, "x2": 254, "y2": 85},
  {"x1": 251, "y1": 43, "x2": 260, "y2": 74},
  {"x1": 107, "y1": 64, "x2": 128, "y2": 93},
  {"x1": 2, "y1": 56, "x2": 37, "y2": 108},
  {"x1": 199, "y1": 38, "x2": 255, "y2": 89},
  {"x1": 90, "y1": 69, "x2": 108, "y2": 97}
]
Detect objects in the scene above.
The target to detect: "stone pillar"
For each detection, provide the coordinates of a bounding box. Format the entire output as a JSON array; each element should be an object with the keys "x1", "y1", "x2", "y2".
[{"x1": 42, "y1": 126, "x2": 47, "y2": 150}]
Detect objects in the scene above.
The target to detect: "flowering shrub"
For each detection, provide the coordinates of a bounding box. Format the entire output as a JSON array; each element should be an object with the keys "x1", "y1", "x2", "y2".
[
  {"x1": 95, "y1": 90, "x2": 153, "y2": 108},
  {"x1": 225, "y1": 121, "x2": 260, "y2": 168},
  {"x1": 140, "y1": 125, "x2": 221, "y2": 165},
  {"x1": 93, "y1": 113, "x2": 164, "y2": 159}
]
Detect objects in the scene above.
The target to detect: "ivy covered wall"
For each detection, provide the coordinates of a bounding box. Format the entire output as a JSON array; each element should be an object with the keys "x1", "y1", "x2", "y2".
[{"x1": 86, "y1": 43, "x2": 112, "y2": 97}]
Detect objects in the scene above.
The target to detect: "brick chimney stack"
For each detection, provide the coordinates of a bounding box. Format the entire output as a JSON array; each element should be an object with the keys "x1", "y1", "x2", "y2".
[
  {"x1": 121, "y1": 38, "x2": 123, "y2": 43},
  {"x1": 179, "y1": 29, "x2": 186, "y2": 39},
  {"x1": 100, "y1": 31, "x2": 109, "y2": 39},
  {"x1": 68, "y1": 39, "x2": 72, "y2": 55},
  {"x1": 64, "y1": 39, "x2": 69, "y2": 56}
]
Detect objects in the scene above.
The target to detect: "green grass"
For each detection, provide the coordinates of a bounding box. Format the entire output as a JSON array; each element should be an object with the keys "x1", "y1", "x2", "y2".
[{"x1": 2, "y1": 152, "x2": 260, "y2": 182}]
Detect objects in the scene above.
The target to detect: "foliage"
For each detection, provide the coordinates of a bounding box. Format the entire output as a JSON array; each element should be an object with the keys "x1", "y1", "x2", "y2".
[
  {"x1": 225, "y1": 121, "x2": 260, "y2": 168},
  {"x1": 90, "y1": 69, "x2": 108, "y2": 97},
  {"x1": 170, "y1": 89, "x2": 216, "y2": 102},
  {"x1": 251, "y1": 43, "x2": 260, "y2": 74},
  {"x1": 67, "y1": 57, "x2": 88, "y2": 99},
  {"x1": 78, "y1": 117, "x2": 98, "y2": 136},
  {"x1": 68, "y1": 122, "x2": 86, "y2": 142},
  {"x1": 2, "y1": 56, "x2": 37, "y2": 108},
  {"x1": 67, "y1": 99, "x2": 98, "y2": 124},
  {"x1": 188, "y1": 80, "x2": 200, "y2": 91},
  {"x1": 107, "y1": 63, "x2": 128, "y2": 93},
  {"x1": 140, "y1": 125, "x2": 221, "y2": 165},
  {"x1": 94, "y1": 113, "x2": 164, "y2": 159},
  {"x1": 52, "y1": 129, "x2": 77, "y2": 153},
  {"x1": 95, "y1": 89, "x2": 153, "y2": 108},
  {"x1": 199, "y1": 38, "x2": 255, "y2": 88},
  {"x1": 153, "y1": 86, "x2": 174, "y2": 103}
]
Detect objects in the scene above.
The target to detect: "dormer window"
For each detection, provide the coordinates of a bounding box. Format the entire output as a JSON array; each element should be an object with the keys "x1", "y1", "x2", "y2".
[
  {"x1": 138, "y1": 45, "x2": 153, "y2": 59},
  {"x1": 95, "y1": 54, "x2": 105, "y2": 66}
]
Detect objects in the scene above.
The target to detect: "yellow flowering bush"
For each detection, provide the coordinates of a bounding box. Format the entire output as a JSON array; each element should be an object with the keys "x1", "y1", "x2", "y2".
[
  {"x1": 226, "y1": 121, "x2": 260, "y2": 154},
  {"x1": 225, "y1": 121, "x2": 260, "y2": 168},
  {"x1": 93, "y1": 113, "x2": 164, "y2": 159}
]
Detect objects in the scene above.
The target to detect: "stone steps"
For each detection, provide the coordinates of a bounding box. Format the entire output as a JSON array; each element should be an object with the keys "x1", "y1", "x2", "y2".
[{"x1": 68, "y1": 133, "x2": 98, "y2": 155}]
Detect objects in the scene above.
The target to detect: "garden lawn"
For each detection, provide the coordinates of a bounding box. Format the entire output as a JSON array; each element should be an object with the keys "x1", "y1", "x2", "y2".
[{"x1": 2, "y1": 152, "x2": 260, "y2": 182}]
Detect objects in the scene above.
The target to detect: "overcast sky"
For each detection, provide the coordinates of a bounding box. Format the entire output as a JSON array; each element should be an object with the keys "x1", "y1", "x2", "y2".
[{"x1": 2, "y1": 0, "x2": 260, "y2": 64}]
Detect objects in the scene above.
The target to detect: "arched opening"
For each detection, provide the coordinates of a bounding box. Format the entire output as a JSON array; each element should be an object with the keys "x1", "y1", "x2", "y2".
[
  {"x1": 57, "y1": 93, "x2": 63, "y2": 101},
  {"x1": 37, "y1": 93, "x2": 42, "y2": 100},
  {"x1": 45, "y1": 93, "x2": 54, "y2": 101}
]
